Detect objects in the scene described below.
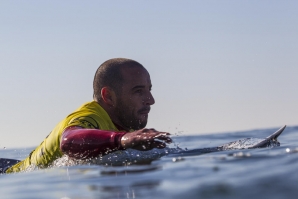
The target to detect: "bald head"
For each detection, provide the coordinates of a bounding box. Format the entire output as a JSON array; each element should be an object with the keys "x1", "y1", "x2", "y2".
[{"x1": 93, "y1": 58, "x2": 145, "y2": 102}]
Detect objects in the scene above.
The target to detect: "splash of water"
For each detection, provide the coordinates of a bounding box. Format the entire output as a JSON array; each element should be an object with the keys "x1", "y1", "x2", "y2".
[{"x1": 51, "y1": 147, "x2": 184, "y2": 168}]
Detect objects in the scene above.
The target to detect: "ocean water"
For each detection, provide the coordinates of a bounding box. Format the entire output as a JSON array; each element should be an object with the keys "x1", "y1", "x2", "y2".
[{"x1": 1, "y1": 126, "x2": 298, "y2": 199}]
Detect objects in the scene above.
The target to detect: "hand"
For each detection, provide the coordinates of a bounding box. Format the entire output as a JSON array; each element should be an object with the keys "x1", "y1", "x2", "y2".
[{"x1": 120, "y1": 128, "x2": 172, "y2": 151}]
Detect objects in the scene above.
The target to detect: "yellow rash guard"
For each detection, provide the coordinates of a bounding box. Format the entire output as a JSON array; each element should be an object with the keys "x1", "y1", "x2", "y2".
[{"x1": 6, "y1": 101, "x2": 119, "y2": 173}]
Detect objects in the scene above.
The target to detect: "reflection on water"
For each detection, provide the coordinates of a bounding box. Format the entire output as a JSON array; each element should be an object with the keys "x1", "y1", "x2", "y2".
[
  {"x1": 88, "y1": 179, "x2": 161, "y2": 199},
  {"x1": 100, "y1": 165, "x2": 161, "y2": 176}
]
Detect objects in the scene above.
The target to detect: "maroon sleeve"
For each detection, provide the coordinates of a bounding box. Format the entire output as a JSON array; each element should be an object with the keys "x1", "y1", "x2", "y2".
[{"x1": 60, "y1": 126, "x2": 127, "y2": 159}]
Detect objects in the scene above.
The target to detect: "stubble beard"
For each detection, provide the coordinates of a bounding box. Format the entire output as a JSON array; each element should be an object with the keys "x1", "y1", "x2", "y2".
[{"x1": 115, "y1": 100, "x2": 147, "y2": 130}]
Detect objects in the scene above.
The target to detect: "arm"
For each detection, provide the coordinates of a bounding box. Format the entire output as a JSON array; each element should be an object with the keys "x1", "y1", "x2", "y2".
[
  {"x1": 60, "y1": 127, "x2": 172, "y2": 160},
  {"x1": 60, "y1": 126, "x2": 126, "y2": 159}
]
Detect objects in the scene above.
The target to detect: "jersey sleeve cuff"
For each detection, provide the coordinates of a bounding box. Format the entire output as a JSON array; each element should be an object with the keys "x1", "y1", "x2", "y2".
[{"x1": 114, "y1": 132, "x2": 126, "y2": 150}]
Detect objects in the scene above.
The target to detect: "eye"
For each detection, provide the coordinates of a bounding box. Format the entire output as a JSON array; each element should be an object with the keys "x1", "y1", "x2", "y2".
[{"x1": 135, "y1": 89, "x2": 142, "y2": 94}]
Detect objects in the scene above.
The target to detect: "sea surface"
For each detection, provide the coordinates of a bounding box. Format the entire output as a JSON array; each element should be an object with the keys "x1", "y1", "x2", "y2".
[{"x1": 1, "y1": 126, "x2": 298, "y2": 199}]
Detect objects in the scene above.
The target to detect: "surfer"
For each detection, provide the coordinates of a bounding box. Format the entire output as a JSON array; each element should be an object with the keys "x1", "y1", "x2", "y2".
[{"x1": 5, "y1": 58, "x2": 172, "y2": 173}]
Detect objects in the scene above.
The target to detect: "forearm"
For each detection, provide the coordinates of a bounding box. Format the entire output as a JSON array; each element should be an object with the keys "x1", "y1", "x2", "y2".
[{"x1": 60, "y1": 126, "x2": 126, "y2": 159}]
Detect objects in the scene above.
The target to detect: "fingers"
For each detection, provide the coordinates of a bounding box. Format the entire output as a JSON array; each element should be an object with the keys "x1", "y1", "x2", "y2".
[
  {"x1": 153, "y1": 133, "x2": 172, "y2": 143},
  {"x1": 123, "y1": 128, "x2": 172, "y2": 150},
  {"x1": 151, "y1": 140, "x2": 167, "y2": 149},
  {"x1": 146, "y1": 130, "x2": 172, "y2": 147},
  {"x1": 140, "y1": 132, "x2": 171, "y2": 150},
  {"x1": 136, "y1": 140, "x2": 167, "y2": 151},
  {"x1": 153, "y1": 132, "x2": 170, "y2": 138},
  {"x1": 138, "y1": 129, "x2": 171, "y2": 142}
]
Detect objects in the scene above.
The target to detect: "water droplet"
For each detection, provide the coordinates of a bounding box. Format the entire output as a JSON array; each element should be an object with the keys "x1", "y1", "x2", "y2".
[
  {"x1": 286, "y1": 148, "x2": 290, "y2": 153},
  {"x1": 172, "y1": 157, "x2": 184, "y2": 162}
]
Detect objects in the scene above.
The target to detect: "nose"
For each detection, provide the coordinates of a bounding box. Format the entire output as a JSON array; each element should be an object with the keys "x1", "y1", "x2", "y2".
[{"x1": 144, "y1": 91, "x2": 155, "y2": 105}]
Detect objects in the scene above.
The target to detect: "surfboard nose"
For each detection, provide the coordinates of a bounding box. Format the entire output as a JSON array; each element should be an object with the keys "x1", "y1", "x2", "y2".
[
  {"x1": 250, "y1": 125, "x2": 286, "y2": 148},
  {"x1": 266, "y1": 125, "x2": 287, "y2": 140}
]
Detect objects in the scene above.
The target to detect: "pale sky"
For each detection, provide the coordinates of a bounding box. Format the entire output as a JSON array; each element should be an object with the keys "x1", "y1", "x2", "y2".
[{"x1": 1, "y1": 1, "x2": 297, "y2": 148}]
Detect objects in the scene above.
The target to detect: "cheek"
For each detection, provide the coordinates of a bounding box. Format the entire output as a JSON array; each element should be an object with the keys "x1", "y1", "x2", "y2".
[
  {"x1": 120, "y1": 95, "x2": 144, "y2": 114},
  {"x1": 121, "y1": 99, "x2": 137, "y2": 113},
  {"x1": 130, "y1": 95, "x2": 144, "y2": 105}
]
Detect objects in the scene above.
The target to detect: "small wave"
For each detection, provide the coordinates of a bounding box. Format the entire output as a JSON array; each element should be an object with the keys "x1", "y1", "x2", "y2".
[
  {"x1": 220, "y1": 138, "x2": 280, "y2": 150},
  {"x1": 51, "y1": 147, "x2": 184, "y2": 168}
]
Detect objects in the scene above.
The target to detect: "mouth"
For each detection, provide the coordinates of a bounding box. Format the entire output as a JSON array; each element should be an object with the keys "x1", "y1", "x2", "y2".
[{"x1": 138, "y1": 107, "x2": 151, "y2": 115}]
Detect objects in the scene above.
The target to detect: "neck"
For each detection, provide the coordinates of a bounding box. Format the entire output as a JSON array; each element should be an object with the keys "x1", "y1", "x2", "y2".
[{"x1": 95, "y1": 100, "x2": 129, "y2": 132}]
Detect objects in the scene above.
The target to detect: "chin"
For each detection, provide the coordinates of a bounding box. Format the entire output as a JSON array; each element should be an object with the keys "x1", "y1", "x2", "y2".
[
  {"x1": 139, "y1": 121, "x2": 148, "y2": 129},
  {"x1": 129, "y1": 115, "x2": 148, "y2": 130}
]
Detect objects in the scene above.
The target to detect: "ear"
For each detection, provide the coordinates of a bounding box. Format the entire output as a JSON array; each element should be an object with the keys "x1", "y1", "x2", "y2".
[{"x1": 101, "y1": 87, "x2": 116, "y2": 107}]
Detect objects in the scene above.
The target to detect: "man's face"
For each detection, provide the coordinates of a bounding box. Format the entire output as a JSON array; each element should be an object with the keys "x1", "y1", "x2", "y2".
[{"x1": 114, "y1": 66, "x2": 155, "y2": 130}]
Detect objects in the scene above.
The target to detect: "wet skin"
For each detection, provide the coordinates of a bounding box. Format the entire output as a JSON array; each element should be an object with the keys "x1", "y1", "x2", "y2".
[
  {"x1": 115, "y1": 66, "x2": 155, "y2": 130},
  {"x1": 99, "y1": 65, "x2": 172, "y2": 150}
]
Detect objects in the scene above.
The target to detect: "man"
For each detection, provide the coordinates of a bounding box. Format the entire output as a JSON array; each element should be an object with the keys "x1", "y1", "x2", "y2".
[{"x1": 6, "y1": 58, "x2": 171, "y2": 173}]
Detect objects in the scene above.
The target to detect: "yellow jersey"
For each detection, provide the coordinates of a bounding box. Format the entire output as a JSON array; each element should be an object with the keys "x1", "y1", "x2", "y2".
[{"x1": 6, "y1": 101, "x2": 119, "y2": 173}]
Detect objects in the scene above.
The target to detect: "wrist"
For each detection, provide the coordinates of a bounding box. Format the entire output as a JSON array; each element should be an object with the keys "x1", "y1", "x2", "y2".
[
  {"x1": 116, "y1": 132, "x2": 127, "y2": 150},
  {"x1": 120, "y1": 133, "x2": 131, "y2": 149},
  {"x1": 120, "y1": 135, "x2": 126, "y2": 149}
]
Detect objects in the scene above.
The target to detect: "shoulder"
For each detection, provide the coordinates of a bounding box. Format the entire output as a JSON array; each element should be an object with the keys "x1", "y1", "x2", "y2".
[
  {"x1": 68, "y1": 115, "x2": 100, "y2": 129},
  {"x1": 65, "y1": 101, "x2": 115, "y2": 130}
]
